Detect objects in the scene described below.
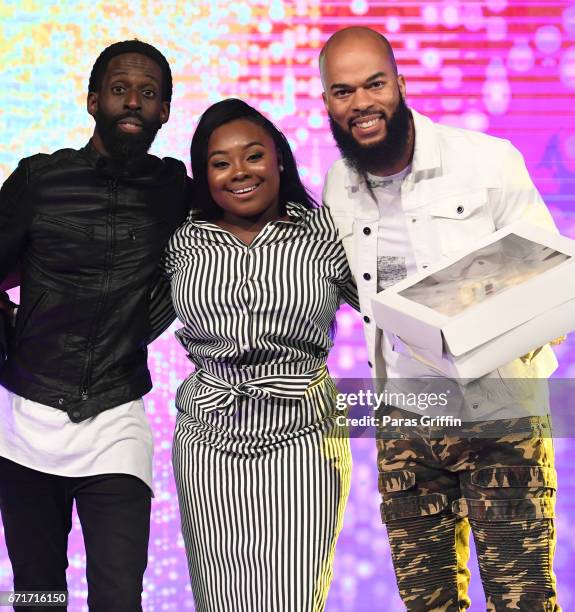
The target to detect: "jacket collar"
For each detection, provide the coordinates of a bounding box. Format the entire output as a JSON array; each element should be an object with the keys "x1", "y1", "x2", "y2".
[
  {"x1": 342, "y1": 108, "x2": 442, "y2": 189},
  {"x1": 409, "y1": 108, "x2": 442, "y2": 174},
  {"x1": 80, "y1": 141, "x2": 103, "y2": 166},
  {"x1": 80, "y1": 140, "x2": 164, "y2": 178}
]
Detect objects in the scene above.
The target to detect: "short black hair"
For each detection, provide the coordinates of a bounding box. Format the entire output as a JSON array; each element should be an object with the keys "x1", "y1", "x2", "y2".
[
  {"x1": 88, "y1": 40, "x2": 173, "y2": 102},
  {"x1": 190, "y1": 98, "x2": 317, "y2": 219}
]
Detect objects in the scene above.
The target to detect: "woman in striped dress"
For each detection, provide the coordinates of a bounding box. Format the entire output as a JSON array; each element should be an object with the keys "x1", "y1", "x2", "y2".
[{"x1": 164, "y1": 99, "x2": 358, "y2": 612}]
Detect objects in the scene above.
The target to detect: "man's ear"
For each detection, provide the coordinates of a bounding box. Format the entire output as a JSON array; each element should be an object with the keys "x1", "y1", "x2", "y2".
[
  {"x1": 160, "y1": 101, "x2": 170, "y2": 125},
  {"x1": 398, "y1": 74, "x2": 407, "y2": 99},
  {"x1": 322, "y1": 91, "x2": 329, "y2": 113},
  {"x1": 87, "y1": 92, "x2": 98, "y2": 118}
]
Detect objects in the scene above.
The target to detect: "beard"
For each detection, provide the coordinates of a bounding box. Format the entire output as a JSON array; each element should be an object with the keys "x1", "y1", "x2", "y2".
[
  {"x1": 328, "y1": 93, "x2": 411, "y2": 175},
  {"x1": 94, "y1": 110, "x2": 162, "y2": 161}
]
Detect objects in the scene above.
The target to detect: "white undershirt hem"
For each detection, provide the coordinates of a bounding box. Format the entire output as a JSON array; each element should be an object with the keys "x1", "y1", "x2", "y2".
[{"x1": 0, "y1": 387, "x2": 154, "y2": 494}]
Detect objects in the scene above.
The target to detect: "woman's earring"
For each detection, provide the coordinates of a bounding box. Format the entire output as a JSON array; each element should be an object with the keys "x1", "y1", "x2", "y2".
[{"x1": 279, "y1": 164, "x2": 284, "y2": 172}]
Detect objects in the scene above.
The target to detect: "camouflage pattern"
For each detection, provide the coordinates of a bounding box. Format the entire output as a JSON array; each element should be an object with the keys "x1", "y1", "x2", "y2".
[{"x1": 376, "y1": 407, "x2": 559, "y2": 611}]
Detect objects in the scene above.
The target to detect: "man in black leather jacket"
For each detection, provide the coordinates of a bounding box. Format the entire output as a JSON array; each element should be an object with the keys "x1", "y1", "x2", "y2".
[{"x1": 0, "y1": 40, "x2": 189, "y2": 611}]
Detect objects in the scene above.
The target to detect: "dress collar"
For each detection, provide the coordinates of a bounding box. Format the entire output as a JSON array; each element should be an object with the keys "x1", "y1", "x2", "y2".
[{"x1": 187, "y1": 200, "x2": 310, "y2": 229}]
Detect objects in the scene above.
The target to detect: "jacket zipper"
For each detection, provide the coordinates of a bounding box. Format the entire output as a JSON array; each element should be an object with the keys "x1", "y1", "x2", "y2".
[{"x1": 80, "y1": 178, "x2": 117, "y2": 400}]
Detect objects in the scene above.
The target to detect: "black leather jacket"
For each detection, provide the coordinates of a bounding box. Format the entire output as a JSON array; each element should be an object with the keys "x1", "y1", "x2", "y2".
[{"x1": 0, "y1": 143, "x2": 189, "y2": 422}]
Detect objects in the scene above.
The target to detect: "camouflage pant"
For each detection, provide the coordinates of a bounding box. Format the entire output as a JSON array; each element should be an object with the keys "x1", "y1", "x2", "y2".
[{"x1": 377, "y1": 409, "x2": 559, "y2": 611}]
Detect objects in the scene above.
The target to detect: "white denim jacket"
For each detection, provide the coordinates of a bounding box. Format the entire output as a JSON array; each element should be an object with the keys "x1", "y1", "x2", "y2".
[{"x1": 323, "y1": 109, "x2": 558, "y2": 415}]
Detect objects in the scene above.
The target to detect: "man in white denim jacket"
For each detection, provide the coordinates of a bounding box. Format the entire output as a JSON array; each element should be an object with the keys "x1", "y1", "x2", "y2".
[{"x1": 320, "y1": 27, "x2": 560, "y2": 611}]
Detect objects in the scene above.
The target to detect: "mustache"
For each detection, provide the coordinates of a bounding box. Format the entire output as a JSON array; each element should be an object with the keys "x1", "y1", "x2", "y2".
[{"x1": 115, "y1": 111, "x2": 145, "y2": 126}]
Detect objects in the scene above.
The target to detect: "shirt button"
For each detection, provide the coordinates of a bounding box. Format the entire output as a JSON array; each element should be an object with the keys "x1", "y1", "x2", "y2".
[
  {"x1": 368, "y1": 361, "x2": 373, "y2": 368},
  {"x1": 72, "y1": 411, "x2": 81, "y2": 419},
  {"x1": 363, "y1": 272, "x2": 371, "y2": 281},
  {"x1": 242, "y1": 344, "x2": 250, "y2": 351},
  {"x1": 411, "y1": 218, "x2": 417, "y2": 223},
  {"x1": 58, "y1": 398, "x2": 65, "y2": 406},
  {"x1": 363, "y1": 315, "x2": 371, "y2": 323},
  {"x1": 363, "y1": 227, "x2": 371, "y2": 235},
  {"x1": 457, "y1": 205, "x2": 464, "y2": 214}
]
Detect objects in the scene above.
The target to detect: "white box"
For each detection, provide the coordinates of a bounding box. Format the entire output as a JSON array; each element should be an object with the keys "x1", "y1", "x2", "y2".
[{"x1": 371, "y1": 222, "x2": 575, "y2": 380}]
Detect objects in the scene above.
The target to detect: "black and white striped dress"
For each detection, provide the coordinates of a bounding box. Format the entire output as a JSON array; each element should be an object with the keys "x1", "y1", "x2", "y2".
[{"x1": 164, "y1": 202, "x2": 357, "y2": 612}]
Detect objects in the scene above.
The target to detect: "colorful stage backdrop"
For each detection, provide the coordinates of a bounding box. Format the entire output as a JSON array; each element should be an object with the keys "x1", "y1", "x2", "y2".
[{"x1": 1, "y1": 1, "x2": 574, "y2": 610}]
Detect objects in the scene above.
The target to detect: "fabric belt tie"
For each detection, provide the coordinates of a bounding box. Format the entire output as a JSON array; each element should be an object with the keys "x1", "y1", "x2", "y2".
[{"x1": 192, "y1": 366, "x2": 329, "y2": 416}]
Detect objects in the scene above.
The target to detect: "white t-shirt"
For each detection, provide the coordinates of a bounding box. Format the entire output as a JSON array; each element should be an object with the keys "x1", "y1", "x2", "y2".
[
  {"x1": 0, "y1": 387, "x2": 154, "y2": 492},
  {"x1": 368, "y1": 167, "x2": 443, "y2": 381}
]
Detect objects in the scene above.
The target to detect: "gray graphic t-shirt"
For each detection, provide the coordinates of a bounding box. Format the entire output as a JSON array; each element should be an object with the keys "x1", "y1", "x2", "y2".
[{"x1": 368, "y1": 168, "x2": 441, "y2": 380}]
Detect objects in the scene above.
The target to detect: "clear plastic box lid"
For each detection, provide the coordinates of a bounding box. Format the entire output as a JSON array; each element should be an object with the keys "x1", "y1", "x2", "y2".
[{"x1": 399, "y1": 234, "x2": 570, "y2": 317}]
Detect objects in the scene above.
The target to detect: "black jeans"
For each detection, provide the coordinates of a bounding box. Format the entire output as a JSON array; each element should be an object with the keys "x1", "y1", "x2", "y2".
[{"x1": 0, "y1": 457, "x2": 151, "y2": 611}]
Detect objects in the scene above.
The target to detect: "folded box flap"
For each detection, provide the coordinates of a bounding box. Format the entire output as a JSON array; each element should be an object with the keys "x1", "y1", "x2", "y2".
[
  {"x1": 371, "y1": 296, "x2": 446, "y2": 357},
  {"x1": 443, "y1": 286, "x2": 575, "y2": 357}
]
